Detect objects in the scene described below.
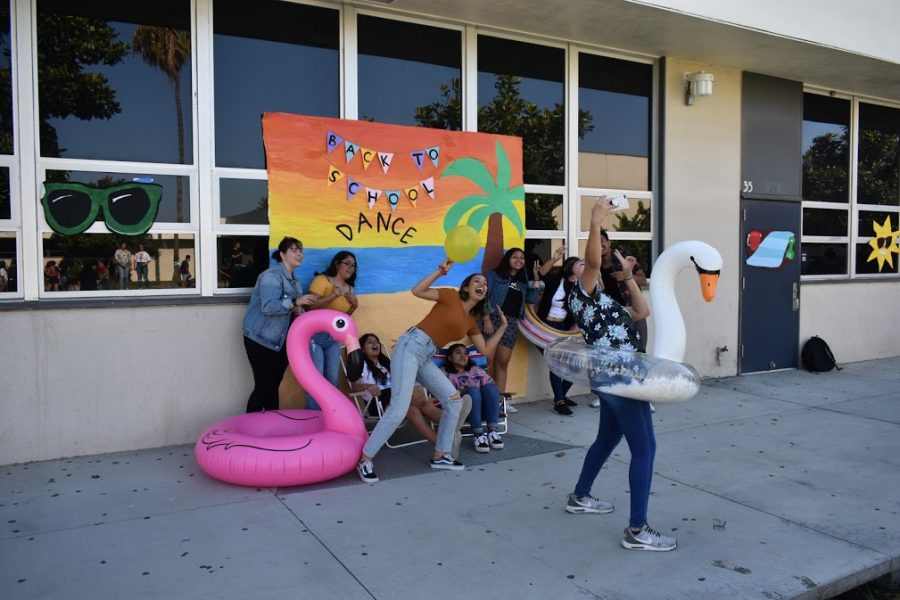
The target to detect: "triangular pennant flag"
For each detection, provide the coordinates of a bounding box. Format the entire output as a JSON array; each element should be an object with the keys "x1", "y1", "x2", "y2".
[
  {"x1": 347, "y1": 178, "x2": 361, "y2": 200},
  {"x1": 377, "y1": 152, "x2": 393, "y2": 174},
  {"x1": 421, "y1": 176, "x2": 435, "y2": 199},
  {"x1": 360, "y1": 147, "x2": 375, "y2": 171},
  {"x1": 365, "y1": 188, "x2": 382, "y2": 210},
  {"x1": 345, "y1": 141, "x2": 359, "y2": 163},
  {"x1": 426, "y1": 146, "x2": 440, "y2": 168},
  {"x1": 326, "y1": 130, "x2": 343, "y2": 153},
  {"x1": 385, "y1": 190, "x2": 402, "y2": 212},
  {"x1": 404, "y1": 186, "x2": 419, "y2": 207},
  {"x1": 410, "y1": 149, "x2": 426, "y2": 171},
  {"x1": 327, "y1": 165, "x2": 345, "y2": 187}
]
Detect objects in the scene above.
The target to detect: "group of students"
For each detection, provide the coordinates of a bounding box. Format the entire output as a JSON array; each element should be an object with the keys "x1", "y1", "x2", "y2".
[{"x1": 240, "y1": 198, "x2": 675, "y2": 552}]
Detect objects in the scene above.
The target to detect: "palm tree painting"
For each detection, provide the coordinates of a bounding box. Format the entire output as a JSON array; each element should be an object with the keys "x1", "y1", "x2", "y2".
[{"x1": 441, "y1": 140, "x2": 525, "y2": 274}]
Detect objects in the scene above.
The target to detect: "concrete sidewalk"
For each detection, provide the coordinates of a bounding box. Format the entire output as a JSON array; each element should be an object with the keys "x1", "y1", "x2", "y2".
[{"x1": 2, "y1": 358, "x2": 898, "y2": 599}]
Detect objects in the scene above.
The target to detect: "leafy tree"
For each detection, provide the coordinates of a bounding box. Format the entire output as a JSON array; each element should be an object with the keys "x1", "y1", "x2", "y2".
[
  {"x1": 613, "y1": 200, "x2": 652, "y2": 276},
  {"x1": 857, "y1": 129, "x2": 900, "y2": 205},
  {"x1": 36, "y1": 13, "x2": 128, "y2": 158}
]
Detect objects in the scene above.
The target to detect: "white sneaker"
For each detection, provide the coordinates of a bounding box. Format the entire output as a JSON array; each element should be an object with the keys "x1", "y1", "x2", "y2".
[
  {"x1": 622, "y1": 525, "x2": 676, "y2": 551},
  {"x1": 505, "y1": 403, "x2": 518, "y2": 413},
  {"x1": 590, "y1": 397, "x2": 601, "y2": 408},
  {"x1": 356, "y1": 460, "x2": 378, "y2": 483},
  {"x1": 488, "y1": 430, "x2": 504, "y2": 449},
  {"x1": 473, "y1": 433, "x2": 490, "y2": 453}
]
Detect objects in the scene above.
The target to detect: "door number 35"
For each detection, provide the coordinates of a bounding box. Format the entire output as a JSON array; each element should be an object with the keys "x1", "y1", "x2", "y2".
[{"x1": 742, "y1": 180, "x2": 754, "y2": 193}]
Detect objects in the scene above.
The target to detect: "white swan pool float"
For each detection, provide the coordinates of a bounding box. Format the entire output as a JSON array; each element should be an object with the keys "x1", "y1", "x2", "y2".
[{"x1": 545, "y1": 240, "x2": 722, "y2": 403}]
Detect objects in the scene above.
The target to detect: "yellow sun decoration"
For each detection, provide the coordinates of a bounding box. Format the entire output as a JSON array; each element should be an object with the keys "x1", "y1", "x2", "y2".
[{"x1": 866, "y1": 216, "x2": 900, "y2": 271}]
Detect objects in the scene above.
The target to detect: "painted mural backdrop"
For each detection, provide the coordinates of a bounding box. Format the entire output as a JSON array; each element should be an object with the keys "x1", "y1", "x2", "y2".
[{"x1": 262, "y1": 113, "x2": 525, "y2": 293}]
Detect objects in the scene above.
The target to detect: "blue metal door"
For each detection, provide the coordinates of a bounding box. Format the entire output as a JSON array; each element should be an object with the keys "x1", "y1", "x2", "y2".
[{"x1": 739, "y1": 199, "x2": 801, "y2": 373}]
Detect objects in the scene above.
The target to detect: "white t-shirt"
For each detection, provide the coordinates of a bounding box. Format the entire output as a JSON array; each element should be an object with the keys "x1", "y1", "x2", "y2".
[
  {"x1": 358, "y1": 361, "x2": 390, "y2": 401},
  {"x1": 134, "y1": 251, "x2": 150, "y2": 264},
  {"x1": 547, "y1": 280, "x2": 568, "y2": 320}
]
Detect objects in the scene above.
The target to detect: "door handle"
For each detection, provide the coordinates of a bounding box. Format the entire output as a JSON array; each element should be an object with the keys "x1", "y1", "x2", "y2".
[{"x1": 792, "y1": 282, "x2": 799, "y2": 311}]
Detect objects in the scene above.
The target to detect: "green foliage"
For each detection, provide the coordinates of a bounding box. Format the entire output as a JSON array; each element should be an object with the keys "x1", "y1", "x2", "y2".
[{"x1": 615, "y1": 200, "x2": 651, "y2": 233}]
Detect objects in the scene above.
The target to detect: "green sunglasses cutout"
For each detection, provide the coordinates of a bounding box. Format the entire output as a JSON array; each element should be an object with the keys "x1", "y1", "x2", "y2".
[{"x1": 41, "y1": 181, "x2": 163, "y2": 236}]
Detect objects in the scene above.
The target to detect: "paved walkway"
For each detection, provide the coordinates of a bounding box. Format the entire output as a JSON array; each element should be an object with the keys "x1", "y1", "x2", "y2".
[{"x1": 2, "y1": 358, "x2": 899, "y2": 599}]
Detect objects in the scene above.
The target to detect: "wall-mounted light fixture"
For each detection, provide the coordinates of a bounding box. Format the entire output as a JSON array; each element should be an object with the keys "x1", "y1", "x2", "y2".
[{"x1": 684, "y1": 71, "x2": 714, "y2": 106}]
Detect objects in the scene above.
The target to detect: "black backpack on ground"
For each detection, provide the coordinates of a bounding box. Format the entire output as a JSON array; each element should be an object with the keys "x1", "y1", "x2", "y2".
[{"x1": 801, "y1": 336, "x2": 841, "y2": 372}]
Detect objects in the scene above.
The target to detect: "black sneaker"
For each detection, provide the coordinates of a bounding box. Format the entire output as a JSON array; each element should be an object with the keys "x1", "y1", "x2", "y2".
[
  {"x1": 356, "y1": 459, "x2": 379, "y2": 483},
  {"x1": 553, "y1": 402, "x2": 573, "y2": 416},
  {"x1": 563, "y1": 397, "x2": 578, "y2": 407},
  {"x1": 430, "y1": 454, "x2": 465, "y2": 470}
]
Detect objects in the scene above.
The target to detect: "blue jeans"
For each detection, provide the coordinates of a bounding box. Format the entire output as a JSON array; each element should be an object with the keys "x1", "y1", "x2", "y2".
[
  {"x1": 545, "y1": 320, "x2": 573, "y2": 402},
  {"x1": 464, "y1": 383, "x2": 500, "y2": 433},
  {"x1": 116, "y1": 264, "x2": 129, "y2": 289},
  {"x1": 363, "y1": 327, "x2": 462, "y2": 457},
  {"x1": 574, "y1": 392, "x2": 656, "y2": 529},
  {"x1": 308, "y1": 331, "x2": 341, "y2": 411}
]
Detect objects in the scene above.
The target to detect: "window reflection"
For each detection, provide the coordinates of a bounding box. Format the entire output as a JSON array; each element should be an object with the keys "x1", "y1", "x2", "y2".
[
  {"x1": 800, "y1": 242, "x2": 847, "y2": 276},
  {"x1": 359, "y1": 15, "x2": 461, "y2": 129},
  {"x1": 477, "y1": 36, "x2": 564, "y2": 185},
  {"x1": 214, "y1": 0, "x2": 339, "y2": 169},
  {"x1": 42, "y1": 232, "x2": 195, "y2": 292},
  {"x1": 0, "y1": 231, "x2": 15, "y2": 292},
  {"x1": 802, "y1": 94, "x2": 849, "y2": 203},
  {"x1": 579, "y1": 195, "x2": 650, "y2": 233},
  {"x1": 216, "y1": 235, "x2": 270, "y2": 288},
  {"x1": 219, "y1": 178, "x2": 268, "y2": 224},
  {"x1": 525, "y1": 193, "x2": 563, "y2": 231},
  {"x1": 45, "y1": 170, "x2": 190, "y2": 223},
  {"x1": 36, "y1": 0, "x2": 193, "y2": 164},
  {"x1": 857, "y1": 103, "x2": 900, "y2": 206},
  {"x1": 802, "y1": 207, "x2": 847, "y2": 237},
  {"x1": 0, "y1": 166, "x2": 9, "y2": 220},
  {"x1": 0, "y1": 3, "x2": 12, "y2": 156},
  {"x1": 578, "y1": 54, "x2": 651, "y2": 190}
]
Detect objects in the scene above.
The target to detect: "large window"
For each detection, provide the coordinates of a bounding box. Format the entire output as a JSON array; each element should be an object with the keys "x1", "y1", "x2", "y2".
[
  {"x1": 576, "y1": 53, "x2": 654, "y2": 274},
  {"x1": 36, "y1": 0, "x2": 193, "y2": 164},
  {"x1": 213, "y1": 0, "x2": 339, "y2": 169},
  {"x1": 801, "y1": 92, "x2": 899, "y2": 278},
  {"x1": 358, "y1": 15, "x2": 461, "y2": 129}
]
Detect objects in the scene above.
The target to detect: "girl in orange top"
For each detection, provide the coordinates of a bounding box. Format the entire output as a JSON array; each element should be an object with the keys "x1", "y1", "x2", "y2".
[
  {"x1": 356, "y1": 258, "x2": 508, "y2": 483},
  {"x1": 306, "y1": 251, "x2": 359, "y2": 410}
]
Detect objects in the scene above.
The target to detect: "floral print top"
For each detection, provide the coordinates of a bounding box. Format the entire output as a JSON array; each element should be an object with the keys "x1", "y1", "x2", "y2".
[{"x1": 568, "y1": 278, "x2": 641, "y2": 351}]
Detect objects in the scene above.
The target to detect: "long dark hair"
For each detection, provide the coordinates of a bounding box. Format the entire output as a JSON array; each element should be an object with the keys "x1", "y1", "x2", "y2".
[
  {"x1": 359, "y1": 333, "x2": 390, "y2": 385},
  {"x1": 271, "y1": 237, "x2": 302, "y2": 262},
  {"x1": 494, "y1": 247, "x2": 528, "y2": 283},
  {"x1": 442, "y1": 343, "x2": 475, "y2": 374},
  {"x1": 458, "y1": 273, "x2": 488, "y2": 317},
  {"x1": 316, "y1": 250, "x2": 357, "y2": 286}
]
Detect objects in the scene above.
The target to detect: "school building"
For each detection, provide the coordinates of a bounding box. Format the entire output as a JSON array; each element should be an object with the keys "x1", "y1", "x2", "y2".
[{"x1": 1, "y1": 0, "x2": 898, "y2": 464}]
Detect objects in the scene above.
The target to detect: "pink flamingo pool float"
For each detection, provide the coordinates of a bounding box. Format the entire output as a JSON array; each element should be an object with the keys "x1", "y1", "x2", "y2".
[{"x1": 195, "y1": 310, "x2": 367, "y2": 487}]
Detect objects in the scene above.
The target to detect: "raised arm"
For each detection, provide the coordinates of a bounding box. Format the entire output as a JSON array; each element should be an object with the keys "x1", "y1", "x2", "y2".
[
  {"x1": 539, "y1": 244, "x2": 566, "y2": 277},
  {"x1": 411, "y1": 258, "x2": 453, "y2": 301},
  {"x1": 615, "y1": 249, "x2": 650, "y2": 321},
  {"x1": 468, "y1": 311, "x2": 508, "y2": 360},
  {"x1": 582, "y1": 198, "x2": 611, "y2": 295}
]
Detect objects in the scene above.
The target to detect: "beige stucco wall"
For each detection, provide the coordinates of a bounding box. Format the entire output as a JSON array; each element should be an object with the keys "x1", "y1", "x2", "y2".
[{"x1": 657, "y1": 58, "x2": 742, "y2": 376}]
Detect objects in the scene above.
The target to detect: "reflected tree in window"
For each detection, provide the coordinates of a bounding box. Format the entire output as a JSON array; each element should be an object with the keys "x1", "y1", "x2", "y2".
[
  {"x1": 37, "y1": 14, "x2": 127, "y2": 157},
  {"x1": 857, "y1": 128, "x2": 900, "y2": 206},
  {"x1": 416, "y1": 74, "x2": 592, "y2": 233},
  {"x1": 132, "y1": 27, "x2": 190, "y2": 224}
]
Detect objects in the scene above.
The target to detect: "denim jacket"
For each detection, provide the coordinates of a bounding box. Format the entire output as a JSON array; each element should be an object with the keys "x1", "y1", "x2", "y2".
[
  {"x1": 242, "y1": 264, "x2": 304, "y2": 351},
  {"x1": 485, "y1": 270, "x2": 540, "y2": 319}
]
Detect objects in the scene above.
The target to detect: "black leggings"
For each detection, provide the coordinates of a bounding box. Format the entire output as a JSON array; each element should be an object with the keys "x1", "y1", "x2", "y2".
[{"x1": 244, "y1": 336, "x2": 289, "y2": 413}]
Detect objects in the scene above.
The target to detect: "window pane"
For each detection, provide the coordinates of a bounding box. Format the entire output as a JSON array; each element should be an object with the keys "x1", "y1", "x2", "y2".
[
  {"x1": 802, "y1": 207, "x2": 847, "y2": 236},
  {"x1": 578, "y1": 54, "x2": 651, "y2": 190},
  {"x1": 800, "y1": 242, "x2": 847, "y2": 275},
  {"x1": 44, "y1": 170, "x2": 190, "y2": 224},
  {"x1": 524, "y1": 238, "x2": 566, "y2": 273},
  {"x1": 42, "y1": 232, "x2": 195, "y2": 291},
  {"x1": 216, "y1": 235, "x2": 270, "y2": 289},
  {"x1": 0, "y1": 231, "x2": 15, "y2": 292},
  {"x1": 0, "y1": 3, "x2": 12, "y2": 155},
  {"x1": 214, "y1": 0, "x2": 339, "y2": 169},
  {"x1": 359, "y1": 16, "x2": 461, "y2": 129},
  {"x1": 525, "y1": 193, "x2": 563, "y2": 231},
  {"x1": 0, "y1": 166, "x2": 9, "y2": 219},
  {"x1": 579, "y1": 195, "x2": 650, "y2": 233},
  {"x1": 220, "y1": 178, "x2": 268, "y2": 224},
  {"x1": 858, "y1": 210, "x2": 899, "y2": 237},
  {"x1": 478, "y1": 36, "x2": 564, "y2": 185},
  {"x1": 37, "y1": 0, "x2": 193, "y2": 163},
  {"x1": 857, "y1": 103, "x2": 900, "y2": 206},
  {"x1": 802, "y1": 94, "x2": 849, "y2": 203},
  {"x1": 856, "y1": 242, "x2": 898, "y2": 275}
]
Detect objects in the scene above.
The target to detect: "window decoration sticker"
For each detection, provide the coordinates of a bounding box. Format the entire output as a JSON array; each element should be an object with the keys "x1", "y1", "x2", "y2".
[
  {"x1": 866, "y1": 216, "x2": 900, "y2": 272},
  {"x1": 41, "y1": 181, "x2": 163, "y2": 236},
  {"x1": 745, "y1": 230, "x2": 795, "y2": 268}
]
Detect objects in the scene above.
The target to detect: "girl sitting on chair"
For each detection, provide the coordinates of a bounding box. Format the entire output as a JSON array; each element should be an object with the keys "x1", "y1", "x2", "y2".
[
  {"x1": 443, "y1": 343, "x2": 504, "y2": 454},
  {"x1": 350, "y1": 333, "x2": 444, "y2": 447}
]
